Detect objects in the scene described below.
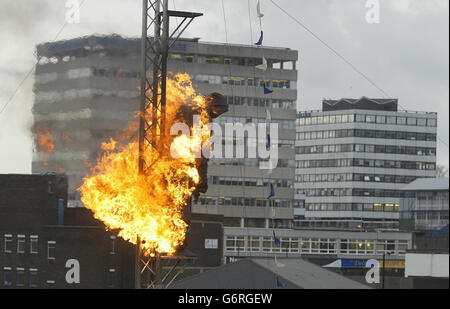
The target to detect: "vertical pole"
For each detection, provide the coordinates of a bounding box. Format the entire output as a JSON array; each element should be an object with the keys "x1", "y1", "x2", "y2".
[
  {"x1": 160, "y1": 0, "x2": 170, "y2": 145},
  {"x1": 139, "y1": 0, "x2": 148, "y2": 174},
  {"x1": 136, "y1": 0, "x2": 148, "y2": 289},
  {"x1": 152, "y1": 1, "x2": 161, "y2": 152}
]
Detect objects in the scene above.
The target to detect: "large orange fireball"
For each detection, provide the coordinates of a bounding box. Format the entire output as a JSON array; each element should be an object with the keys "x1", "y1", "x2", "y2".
[{"x1": 78, "y1": 73, "x2": 215, "y2": 255}]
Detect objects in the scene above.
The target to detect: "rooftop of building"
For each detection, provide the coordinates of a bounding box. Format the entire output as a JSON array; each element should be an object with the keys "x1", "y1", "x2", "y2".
[
  {"x1": 297, "y1": 97, "x2": 437, "y2": 117},
  {"x1": 323, "y1": 97, "x2": 398, "y2": 112},
  {"x1": 401, "y1": 178, "x2": 449, "y2": 192},
  {"x1": 36, "y1": 34, "x2": 297, "y2": 59},
  {"x1": 170, "y1": 258, "x2": 371, "y2": 289}
]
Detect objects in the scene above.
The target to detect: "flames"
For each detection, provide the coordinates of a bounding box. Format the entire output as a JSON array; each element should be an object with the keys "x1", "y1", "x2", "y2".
[
  {"x1": 78, "y1": 73, "x2": 211, "y2": 255},
  {"x1": 36, "y1": 127, "x2": 54, "y2": 155},
  {"x1": 35, "y1": 127, "x2": 54, "y2": 166}
]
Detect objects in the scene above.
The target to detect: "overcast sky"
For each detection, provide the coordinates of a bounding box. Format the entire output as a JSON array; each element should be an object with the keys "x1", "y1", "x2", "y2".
[{"x1": 0, "y1": 0, "x2": 448, "y2": 173}]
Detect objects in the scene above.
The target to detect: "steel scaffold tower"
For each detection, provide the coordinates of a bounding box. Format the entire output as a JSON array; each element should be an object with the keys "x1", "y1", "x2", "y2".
[{"x1": 136, "y1": 0, "x2": 202, "y2": 289}]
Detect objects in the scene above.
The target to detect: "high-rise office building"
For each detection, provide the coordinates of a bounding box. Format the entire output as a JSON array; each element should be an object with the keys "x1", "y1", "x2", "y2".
[
  {"x1": 295, "y1": 97, "x2": 438, "y2": 231},
  {"x1": 32, "y1": 35, "x2": 298, "y2": 231}
]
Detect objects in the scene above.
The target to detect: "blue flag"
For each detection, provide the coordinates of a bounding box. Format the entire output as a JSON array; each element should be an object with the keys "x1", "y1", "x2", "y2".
[
  {"x1": 255, "y1": 31, "x2": 263, "y2": 46},
  {"x1": 273, "y1": 230, "x2": 281, "y2": 246},
  {"x1": 267, "y1": 183, "x2": 275, "y2": 199},
  {"x1": 263, "y1": 83, "x2": 273, "y2": 95},
  {"x1": 266, "y1": 134, "x2": 271, "y2": 150},
  {"x1": 276, "y1": 277, "x2": 288, "y2": 288}
]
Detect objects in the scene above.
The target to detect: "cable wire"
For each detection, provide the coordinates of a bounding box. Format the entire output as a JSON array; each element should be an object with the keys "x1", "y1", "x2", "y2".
[
  {"x1": 268, "y1": 0, "x2": 449, "y2": 150},
  {"x1": 0, "y1": 0, "x2": 88, "y2": 115}
]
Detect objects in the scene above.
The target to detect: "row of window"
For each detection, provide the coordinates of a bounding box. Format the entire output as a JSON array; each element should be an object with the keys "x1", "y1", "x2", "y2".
[
  {"x1": 194, "y1": 74, "x2": 296, "y2": 89},
  {"x1": 213, "y1": 116, "x2": 295, "y2": 130},
  {"x1": 196, "y1": 196, "x2": 291, "y2": 208},
  {"x1": 297, "y1": 113, "x2": 437, "y2": 127},
  {"x1": 301, "y1": 203, "x2": 400, "y2": 212},
  {"x1": 210, "y1": 158, "x2": 296, "y2": 168},
  {"x1": 36, "y1": 67, "x2": 140, "y2": 85},
  {"x1": 297, "y1": 187, "x2": 408, "y2": 198},
  {"x1": 209, "y1": 176, "x2": 293, "y2": 188},
  {"x1": 293, "y1": 219, "x2": 398, "y2": 231},
  {"x1": 223, "y1": 218, "x2": 293, "y2": 229},
  {"x1": 216, "y1": 137, "x2": 294, "y2": 149},
  {"x1": 296, "y1": 143, "x2": 436, "y2": 156},
  {"x1": 224, "y1": 96, "x2": 296, "y2": 110},
  {"x1": 296, "y1": 173, "x2": 418, "y2": 184},
  {"x1": 297, "y1": 158, "x2": 436, "y2": 170},
  {"x1": 400, "y1": 211, "x2": 449, "y2": 221},
  {"x1": 415, "y1": 191, "x2": 449, "y2": 201},
  {"x1": 225, "y1": 236, "x2": 408, "y2": 256},
  {"x1": 2, "y1": 268, "x2": 39, "y2": 288},
  {"x1": 93, "y1": 67, "x2": 139, "y2": 79},
  {"x1": 2, "y1": 268, "x2": 117, "y2": 288},
  {"x1": 296, "y1": 129, "x2": 437, "y2": 142},
  {"x1": 2, "y1": 235, "x2": 39, "y2": 255},
  {"x1": 2, "y1": 234, "x2": 116, "y2": 258},
  {"x1": 171, "y1": 54, "x2": 295, "y2": 71}
]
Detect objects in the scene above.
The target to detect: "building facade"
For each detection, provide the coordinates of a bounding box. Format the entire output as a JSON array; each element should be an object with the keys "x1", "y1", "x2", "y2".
[
  {"x1": 399, "y1": 177, "x2": 449, "y2": 232},
  {"x1": 0, "y1": 174, "x2": 136, "y2": 288},
  {"x1": 0, "y1": 174, "x2": 223, "y2": 288},
  {"x1": 295, "y1": 98, "x2": 438, "y2": 231}
]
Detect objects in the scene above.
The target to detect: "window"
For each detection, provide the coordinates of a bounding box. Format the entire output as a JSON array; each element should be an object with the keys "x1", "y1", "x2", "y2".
[
  {"x1": 417, "y1": 118, "x2": 427, "y2": 126},
  {"x1": 30, "y1": 236, "x2": 38, "y2": 254},
  {"x1": 4, "y1": 234, "x2": 12, "y2": 253},
  {"x1": 376, "y1": 115, "x2": 386, "y2": 124},
  {"x1": 397, "y1": 117, "x2": 406, "y2": 125},
  {"x1": 225, "y1": 236, "x2": 245, "y2": 252},
  {"x1": 110, "y1": 236, "x2": 116, "y2": 254},
  {"x1": 16, "y1": 268, "x2": 25, "y2": 287},
  {"x1": 249, "y1": 237, "x2": 261, "y2": 252},
  {"x1": 108, "y1": 269, "x2": 116, "y2": 288},
  {"x1": 375, "y1": 145, "x2": 385, "y2": 153},
  {"x1": 46, "y1": 280, "x2": 55, "y2": 289},
  {"x1": 374, "y1": 204, "x2": 384, "y2": 212},
  {"x1": 407, "y1": 118, "x2": 417, "y2": 126},
  {"x1": 17, "y1": 235, "x2": 25, "y2": 253},
  {"x1": 3, "y1": 267, "x2": 12, "y2": 287},
  {"x1": 427, "y1": 118, "x2": 437, "y2": 127},
  {"x1": 29, "y1": 269, "x2": 38, "y2": 288},
  {"x1": 386, "y1": 116, "x2": 396, "y2": 124},
  {"x1": 47, "y1": 241, "x2": 56, "y2": 260},
  {"x1": 366, "y1": 115, "x2": 376, "y2": 123}
]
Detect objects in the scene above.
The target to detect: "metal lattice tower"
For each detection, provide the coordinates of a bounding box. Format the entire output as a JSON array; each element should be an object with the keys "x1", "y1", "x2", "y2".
[{"x1": 136, "y1": 0, "x2": 202, "y2": 289}]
